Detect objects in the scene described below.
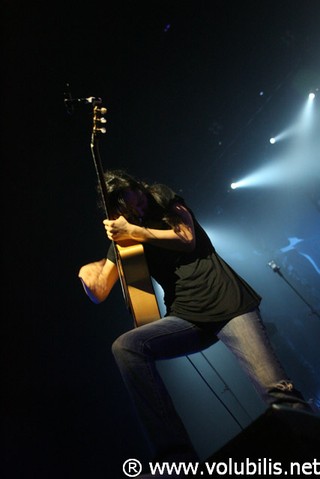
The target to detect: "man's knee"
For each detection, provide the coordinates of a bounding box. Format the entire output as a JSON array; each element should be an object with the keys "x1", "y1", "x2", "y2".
[
  {"x1": 111, "y1": 329, "x2": 140, "y2": 359},
  {"x1": 112, "y1": 333, "x2": 127, "y2": 358}
]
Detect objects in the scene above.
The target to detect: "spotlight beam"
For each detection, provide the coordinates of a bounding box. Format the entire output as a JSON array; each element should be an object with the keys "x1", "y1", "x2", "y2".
[{"x1": 268, "y1": 92, "x2": 316, "y2": 144}]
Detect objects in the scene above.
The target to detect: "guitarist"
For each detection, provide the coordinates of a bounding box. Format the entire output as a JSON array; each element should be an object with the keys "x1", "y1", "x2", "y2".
[{"x1": 79, "y1": 170, "x2": 312, "y2": 474}]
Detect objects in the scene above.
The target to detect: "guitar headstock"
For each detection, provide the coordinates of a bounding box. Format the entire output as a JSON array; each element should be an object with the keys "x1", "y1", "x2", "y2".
[{"x1": 92, "y1": 101, "x2": 107, "y2": 137}]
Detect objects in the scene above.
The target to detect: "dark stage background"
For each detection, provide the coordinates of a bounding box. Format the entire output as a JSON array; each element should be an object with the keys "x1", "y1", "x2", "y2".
[{"x1": 3, "y1": 1, "x2": 320, "y2": 477}]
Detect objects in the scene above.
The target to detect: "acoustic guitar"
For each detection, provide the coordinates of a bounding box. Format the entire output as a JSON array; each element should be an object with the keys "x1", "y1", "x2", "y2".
[{"x1": 90, "y1": 100, "x2": 161, "y2": 327}]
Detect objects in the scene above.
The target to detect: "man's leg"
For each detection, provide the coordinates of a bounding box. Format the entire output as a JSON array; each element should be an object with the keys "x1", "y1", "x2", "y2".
[
  {"x1": 112, "y1": 316, "x2": 218, "y2": 461},
  {"x1": 217, "y1": 309, "x2": 311, "y2": 410}
]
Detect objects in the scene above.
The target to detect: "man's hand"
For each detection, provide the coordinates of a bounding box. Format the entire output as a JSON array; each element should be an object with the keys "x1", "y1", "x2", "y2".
[{"x1": 103, "y1": 216, "x2": 134, "y2": 242}]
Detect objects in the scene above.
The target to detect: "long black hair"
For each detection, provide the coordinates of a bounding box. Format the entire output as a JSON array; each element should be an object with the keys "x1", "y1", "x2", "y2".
[{"x1": 98, "y1": 169, "x2": 187, "y2": 230}]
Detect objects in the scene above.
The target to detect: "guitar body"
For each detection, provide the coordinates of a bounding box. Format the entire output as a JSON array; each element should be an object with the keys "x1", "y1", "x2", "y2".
[
  {"x1": 116, "y1": 242, "x2": 161, "y2": 326},
  {"x1": 90, "y1": 101, "x2": 161, "y2": 327}
]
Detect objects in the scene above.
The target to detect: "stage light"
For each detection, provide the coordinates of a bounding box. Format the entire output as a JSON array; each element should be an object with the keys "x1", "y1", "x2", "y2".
[
  {"x1": 229, "y1": 158, "x2": 301, "y2": 190},
  {"x1": 230, "y1": 174, "x2": 260, "y2": 190},
  {"x1": 267, "y1": 93, "x2": 316, "y2": 145},
  {"x1": 230, "y1": 178, "x2": 250, "y2": 189},
  {"x1": 231, "y1": 90, "x2": 318, "y2": 192},
  {"x1": 300, "y1": 91, "x2": 315, "y2": 129},
  {"x1": 267, "y1": 124, "x2": 299, "y2": 144}
]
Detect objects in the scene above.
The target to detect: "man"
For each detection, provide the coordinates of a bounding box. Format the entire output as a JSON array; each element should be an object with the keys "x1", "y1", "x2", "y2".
[{"x1": 79, "y1": 170, "x2": 311, "y2": 477}]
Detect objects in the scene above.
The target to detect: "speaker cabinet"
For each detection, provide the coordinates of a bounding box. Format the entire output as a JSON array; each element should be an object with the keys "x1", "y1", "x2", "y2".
[{"x1": 207, "y1": 405, "x2": 320, "y2": 464}]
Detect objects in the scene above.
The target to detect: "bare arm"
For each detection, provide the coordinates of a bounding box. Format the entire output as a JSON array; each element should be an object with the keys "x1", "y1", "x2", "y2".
[
  {"x1": 78, "y1": 258, "x2": 119, "y2": 303},
  {"x1": 104, "y1": 204, "x2": 196, "y2": 252}
]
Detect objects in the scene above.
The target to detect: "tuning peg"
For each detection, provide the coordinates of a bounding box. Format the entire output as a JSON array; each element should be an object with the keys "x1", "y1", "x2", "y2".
[{"x1": 95, "y1": 106, "x2": 107, "y2": 114}]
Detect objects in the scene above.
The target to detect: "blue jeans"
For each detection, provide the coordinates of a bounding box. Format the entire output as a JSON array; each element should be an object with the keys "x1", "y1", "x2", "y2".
[{"x1": 112, "y1": 309, "x2": 307, "y2": 460}]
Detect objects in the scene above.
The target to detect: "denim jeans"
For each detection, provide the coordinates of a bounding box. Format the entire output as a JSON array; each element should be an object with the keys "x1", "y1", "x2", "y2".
[{"x1": 112, "y1": 309, "x2": 308, "y2": 460}]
